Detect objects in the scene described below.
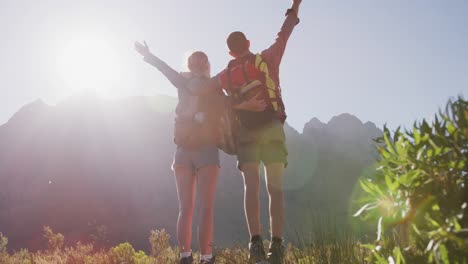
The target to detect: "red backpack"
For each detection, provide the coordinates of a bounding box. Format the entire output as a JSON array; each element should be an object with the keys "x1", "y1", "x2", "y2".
[{"x1": 219, "y1": 53, "x2": 286, "y2": 129}]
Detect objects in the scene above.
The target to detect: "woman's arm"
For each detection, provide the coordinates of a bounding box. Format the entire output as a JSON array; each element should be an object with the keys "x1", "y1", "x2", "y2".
[
  {"x1": 232, "y1": 94, "x2": 267, "y2": 112},
  {"x1": 135, "y1": 41, "x2": 188, "y2": 89},
  {"x1": 186, "y1": 75, "x2": 266, "y2": 111}
]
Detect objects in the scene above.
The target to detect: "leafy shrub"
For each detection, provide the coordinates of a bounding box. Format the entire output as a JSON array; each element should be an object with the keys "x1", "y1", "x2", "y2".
[
  {"x1": 109, "y1": 242, "x2": 156, "y2": 264},
  {"x1": 11, "y1": 249, "x2": 32, "y2": 264},
  {"x1": 0, "y1": 233, "x2": 8, "y2": 262},
  {"x1": 43, "y1": 226, "x2": 64, "y2": 251},
  {"x1": 148, "y1": 229, "x2": 170, "y2": 257},
  {"x1": 148, "y1": 229, "x2": 178, "y2": 263},
  {"x1": 355, "y1": 96, "x2": 468, "y2": 263},
  {"x1": 109, "y1": 242, "x2": 137, "y2": 264},
  {"x1": 0, "y1": 234, "x2": 31, "y2": 264},
  {"x1": 64, "y1": 242, "x2": 94, "y2": 264}
]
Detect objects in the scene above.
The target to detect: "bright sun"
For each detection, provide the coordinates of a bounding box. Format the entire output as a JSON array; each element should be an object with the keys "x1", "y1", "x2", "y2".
[{"x1": 57, "y1": 35, "x2": 122, "y2": 98}]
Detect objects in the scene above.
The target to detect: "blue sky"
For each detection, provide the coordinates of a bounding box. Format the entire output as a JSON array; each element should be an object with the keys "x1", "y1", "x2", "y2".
[{"x1": 0, "y1": 0, "x2": 467, "y2": 131}]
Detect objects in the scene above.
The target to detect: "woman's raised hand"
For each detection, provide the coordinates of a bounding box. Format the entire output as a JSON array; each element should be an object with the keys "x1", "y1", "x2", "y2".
[{"x1": 134, "y1": 41, "x2": 151, "y2": 57}]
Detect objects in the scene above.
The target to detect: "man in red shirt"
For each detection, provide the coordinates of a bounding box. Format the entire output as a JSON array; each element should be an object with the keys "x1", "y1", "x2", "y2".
[{"x1": 191, "y1": 1, "x2": 301, "y2": 263}]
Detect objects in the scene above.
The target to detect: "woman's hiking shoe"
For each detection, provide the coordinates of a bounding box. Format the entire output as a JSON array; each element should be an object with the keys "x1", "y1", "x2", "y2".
[
  {"x1": 199, "y1": 256, "x2": 216, "y2": 264},
  {"x1": 179, "y1": 255, "x2": 194, "y2": 264},
  {"x1": 266, "y1": 240, "x2": 285, "y2": 264},
  {"x1": 248, "y1": 239, "x2": 267, "y2": 263}
]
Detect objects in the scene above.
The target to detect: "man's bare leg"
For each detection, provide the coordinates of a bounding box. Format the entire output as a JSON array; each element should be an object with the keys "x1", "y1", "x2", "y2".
[
  {"x1": 265, "y1": 163, "x2": 285, "y2": 239},
  {"x1": 240, "y1": 162, "x2": 262, "y2": 237}
]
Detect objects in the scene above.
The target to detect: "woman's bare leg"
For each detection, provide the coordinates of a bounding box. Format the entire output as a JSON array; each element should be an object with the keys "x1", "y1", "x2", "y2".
[
  {"x1": 174, "y1": 166, "x2": 197, "y2": 253},
  {"x1": 196, "y1": 165, "x2": 220, "y2": 255}
]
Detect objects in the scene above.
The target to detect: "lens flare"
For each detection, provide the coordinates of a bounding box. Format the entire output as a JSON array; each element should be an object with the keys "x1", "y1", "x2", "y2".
[{"x1": 56, "y1": 35, "x2": 122, "y2": 98}]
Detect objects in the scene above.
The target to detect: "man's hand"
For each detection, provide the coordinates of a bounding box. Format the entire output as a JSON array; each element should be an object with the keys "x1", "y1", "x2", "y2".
[
  {"x1": 134, "y1": 41, "x2": 151, "y2": 57},
  {"x1": 234, "y1": 94, "x2": 267, "y2": 112}
]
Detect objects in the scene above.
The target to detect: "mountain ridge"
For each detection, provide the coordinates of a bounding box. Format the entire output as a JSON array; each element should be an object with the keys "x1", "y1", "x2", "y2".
[{"x1": 1, "y1": 96, "x2": 381, "y2": 137}]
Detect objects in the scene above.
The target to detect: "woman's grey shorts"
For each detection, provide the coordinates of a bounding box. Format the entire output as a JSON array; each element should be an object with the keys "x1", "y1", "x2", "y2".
[{"x1": 172, "y1": 144, "x2": 220, "y2": 172}]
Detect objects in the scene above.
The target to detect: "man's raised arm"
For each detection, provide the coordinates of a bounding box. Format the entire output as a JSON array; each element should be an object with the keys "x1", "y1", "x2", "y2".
[
  {"x1": 291, "y1": 0, "x2": 302, "y2": 17},
  {"x1": 261, "y1": 0, "x2": 302, "y2": 66}
]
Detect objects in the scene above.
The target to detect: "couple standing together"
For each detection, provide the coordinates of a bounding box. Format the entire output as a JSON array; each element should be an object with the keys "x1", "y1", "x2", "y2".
[{"x1": 135, "y1": 1, "x2": 302, "y2": 263}]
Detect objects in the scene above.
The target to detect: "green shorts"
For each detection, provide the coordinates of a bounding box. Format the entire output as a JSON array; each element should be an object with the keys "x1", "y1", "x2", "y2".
[{"x1": 237, "y1": 120, "x2": 288, "y2": 169}]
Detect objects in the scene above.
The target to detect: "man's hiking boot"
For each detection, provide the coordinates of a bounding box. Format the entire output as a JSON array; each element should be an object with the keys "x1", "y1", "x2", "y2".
[
  {"x1": 266, "y1": 239, "x2": 285, "y2": 264},
  {"x1": 199, "y1": 256, "x2": 216, "y2": 264},
  {"x1": 179, "y1": 255, "x2": 194, "y2": 264},
  {"x1": 248, "y1": 238, "x2": 267, "y2": 263}
]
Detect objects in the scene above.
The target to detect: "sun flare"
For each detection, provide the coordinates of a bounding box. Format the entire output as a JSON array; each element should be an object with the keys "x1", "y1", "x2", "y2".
[{"x1": 56, "y1": 35, "x2": 122, "y2": 98}]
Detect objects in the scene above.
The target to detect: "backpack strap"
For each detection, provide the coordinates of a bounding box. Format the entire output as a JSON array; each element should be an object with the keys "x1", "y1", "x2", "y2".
[
  {"x1": 241, "y1": 61, "x2": 251, "y2": 83},
  {"x1": 254, "y1": 54, "x2": 287, "y2": 122},
  {"x1": 254, "y1": 54, "x2": 279, "y2": 111},
  {"x1": 225, "y1": 66, "x2": 233, "y2": 95}
]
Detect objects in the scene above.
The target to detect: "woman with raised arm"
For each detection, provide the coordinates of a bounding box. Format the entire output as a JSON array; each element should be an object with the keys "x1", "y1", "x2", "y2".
[{"x1": 135, "y1": 41, "x2": 219, "y2": 264}]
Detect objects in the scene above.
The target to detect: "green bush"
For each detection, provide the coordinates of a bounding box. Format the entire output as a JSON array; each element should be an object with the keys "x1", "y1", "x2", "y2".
[
  {"x1": 355, "y1": 96, "x2": 468, "y2": 263},
  {"x1": 109, "y1": 242, "x2": 156, "y2": 264},
  {"x1": 109, "y1": 242, "x2": 137, "y2": 264}
]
